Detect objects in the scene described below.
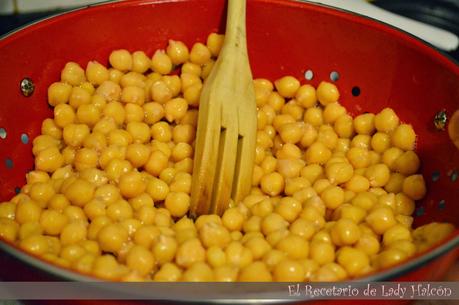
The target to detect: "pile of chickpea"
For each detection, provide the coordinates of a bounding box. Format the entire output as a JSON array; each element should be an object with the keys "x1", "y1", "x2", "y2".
[{"x1": 0, "y1": 32, "x2": 454, "y2": 282}]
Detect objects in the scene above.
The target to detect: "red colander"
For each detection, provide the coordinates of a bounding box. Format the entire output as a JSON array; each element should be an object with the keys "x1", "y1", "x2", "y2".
[{"x1": 0, "y1": 0, "x2": 458, "y2": 304}]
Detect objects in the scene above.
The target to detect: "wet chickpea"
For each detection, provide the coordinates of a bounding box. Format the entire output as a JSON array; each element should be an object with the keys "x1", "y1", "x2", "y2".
[
  {"x1": 392, "y1": 124, "x2": 416, "y2": 151},
  {"x1": 296, "y1": 84, "x2": 316, "y2": 108},
  {"x1": 354, "y1": 113, "x2": 375, "y2": 135},
  {"x1": 303, "y1": 107, "x2": 323, "y2": 127},
  {"x1": 166, "y1": 40, "x2": 189, "y2": 65},
  {"x1": 316, "y1": 81, "x2": 339, "y2": 106},
  {"x1": 109, "y1": 49, "x2": 132, "y2": 72},
  {"x1": 337, "y1": 246, "x2": 369, "y2": 277},
  {"x1": 131, "y1": 51, "x2": 150, "y2": 74},
  {"x1": 334, "y1": 114, "x2": 354, "y2": 138},
  {"x1": 86, "y1": 61, "x2": 109, "y2": 86},
  {"x1": 375, "y1": 108, "x2": 399, "y2": 133},
  {"x1": 189, "y1": 42, "x2": 211, "y2": 65},
  {"x1": 48, "y1": 82, "x2": 72, "y2": 106},
  {"x1": 61, "y1": 62, "x2": 86, "y2": 86},
  {"x1": 402, "y1": 174, "x2": 426, "y2": 200},
  {"x1": 151, "y1": 50, "x2": 173, "y2": 75},
  {"x1": 206, "y1": 33, "x2": 224, "y2": 57}
]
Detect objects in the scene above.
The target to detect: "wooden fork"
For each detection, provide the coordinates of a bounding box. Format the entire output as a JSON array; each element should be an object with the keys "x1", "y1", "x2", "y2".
[{"x1": 189, "y1": 0, "x2": 257, "y2": 217}]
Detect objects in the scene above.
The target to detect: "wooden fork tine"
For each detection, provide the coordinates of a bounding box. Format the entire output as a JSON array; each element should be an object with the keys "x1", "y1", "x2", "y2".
[
  {"x1": 231, "y1": 84, "x2": 257, "y2": 205},
  {"x1": 211, "y1": 105, "x2": 240, "y2": 215},
  {"x1": 189, "y1": 85, "x2": 222, "y2": 218}
]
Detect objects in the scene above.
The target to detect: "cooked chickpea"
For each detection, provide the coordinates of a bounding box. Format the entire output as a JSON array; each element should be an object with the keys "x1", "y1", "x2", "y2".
[
  {"x1": 189, "y1": 42, "x2": 211, "y2": 65},
  {"x1": 61, "y1": 62, "x2": 86, "y2": 86},
  {"x1": 392, "y1": 124, "x2": 416, "y2": 151},
  {"x1": 48, "y1": 82, "x2": 72, "y2": 106},
  {"x1": 303, "y1": 107, "x2": 323, "y2": 127},
  {"x1": 325, "y1": 162, "x2": 354, "y2": 184},
  {"x1": 337, "y1": 247, "x2": 369, "y2": 277},
  {"x1": 354, "y1": 113, "x2": 375, "y2": 135},
  {"x1": 260, "y1": 172, "x2": 284, "y2": 196},
  {"x1": 166, "y1": 40, "x2": 189, "y2": 65},
  {"x1": 375, "y1": 108, "x2": 399, "y2": 133},
  {"x1": 393, "y1": 151, "x2": 420, "y2": 175},
  {"x1": 316, "y1": 81, "x2": 339, "y2": 106},
  {"x1": 402, "y1": 174, "x2": 426, "y2": 200},
  {"x1": 131, "y1": 51, "x2": 150, "y2": 74},
  {"x1": 109, "y1": 49, "x2": 132, "y2": 72},
  {"x1": 334, "y1": 114, "x2": 354, "y2": 138},
  {"x1": 206, "y1": 33, "x2": 224, "y2": 57},
  {"x1": 321, "y1": 186, "x2": 344, "y2": 209},
  {"x1": 296, "y1": 84, "x2": 316, "y2": 108},
  {"x1": 365, "y1": 163, "x2": 390, "y2": 187}
]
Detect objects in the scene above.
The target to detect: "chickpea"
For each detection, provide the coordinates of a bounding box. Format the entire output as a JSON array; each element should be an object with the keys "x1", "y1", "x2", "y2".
[
  {"x1": 354, "y1": 113, "x2": 375, "y2": 135},
  {"x1": 316, "y1": 81, "x2": 339, "y2": 106},
  {"x1": 189, "y1": 42, "x2": 211, "y2": 65},
  {"x1": 323, "y1": 102, "x2": 346, "y2": 124},
  {"x1": 206, "y1": 33, "x2": 224, "y2": 57},
  {"x1": 97, "y1": 223, "x2": 128, "y2": 253},
  {"x1": 365, "y1": 163, "x2": 390, "y2": 187},
  {"x1": 273, "y1": 259, "x2": 305, "y2": 281},
  {"x1": 254, "y1": 79, "x2": 273, "y2": 107},
  {"x1": 281, "y1": 101, "x2": 303, "y2": 120},
  {"x1": 330, "y1": 219, "x2": 360, "y2": 247},
  {"x1": 126, "y1": 143, "x2": 151, "y2": 168},
  {"x1": 321, "y1": 186, "x2": 344, "y2": 209},
  {"x1": 48, "y1": 82, "x2": 72, "y2": 106},
  {"x1": 61, "y1": 62, "x2": 86, "y2": 86},
  {"x1": 125, "y1": 122, "x2": 150, "y2": 144},
  {"x1": 260, "y1": 172, "x2": 284, "y2": 196},
  {"x1": 109, "y1": 49, "x2": 132, "y2": 72},
  {"x1": 303, "y1": 107, "x2": 323, "y2": 127},
  {"x1": 167, "y1": 40, "x2": 189, "y2": 65},
  {"x1": 146, "y1": 177, "x2": 169, "y2": 202},
  {"x1": 382, "y1": 147, "x2": 404, "y2": 170},
  {"x1": 151, "y1": 50, "x2": 173, "y2": 75},
  {"x1": 132, "y1": 51, "x2": 151, "y2": 74},
  {"x1": 165, "y1": 98, "x2": 188, "y2": 122},
  {"x1": 334, "y1": 114, "x2": 354, "y2": 138},
  {"x1": 402, "y1": 174, "x2": 426, "y2": 200},
  {"x1": 96, "y1": 80, "x2": 122, "y2": 102},
  {"x1": 393, "y1": 151, "x2": 420, "y2": 175},
  {"x1": 86, "y1": 61, "x2": 109, "y2": 85},
  {"x1": 375, "y1": 108, "x2": 399, "y2": 133},
  {"x1": 296, "y1": 84, "x2": 316, "y2": 108},
  {"x1": 164, "y1": 192, "x2": 190, "y2": 217},
  {"x1": 175, "y1": 238, "x2": 206, "y2": 268},
  {"x1": 153, "y1": 262, "x2": 182, "y2": 281},
  {"x1": 304, "y1": 142, "x2": 331, "y2": 164},
  {"x1": 325, "y1": 162, "x2": 353, "y2": 184},
  {"x1": 337, "y1": 246, "x2": 369, "y2": 277},
  {"x1": 391, "y1": 124, "x2": 416, "y2": 151},
  {"x1": 366, "y1": 206, "x2": 396, "y2": 234}
]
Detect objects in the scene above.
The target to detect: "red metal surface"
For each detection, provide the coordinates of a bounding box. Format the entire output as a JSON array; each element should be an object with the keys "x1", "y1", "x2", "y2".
[{"x1": 0, "y1": 0, "x2": 458, "y2": 302}]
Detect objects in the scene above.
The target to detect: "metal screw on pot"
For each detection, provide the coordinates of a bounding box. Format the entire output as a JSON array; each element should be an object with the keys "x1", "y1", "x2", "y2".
[{"x1": 20, "y1": 77, "x2": 35, "y2": 97}]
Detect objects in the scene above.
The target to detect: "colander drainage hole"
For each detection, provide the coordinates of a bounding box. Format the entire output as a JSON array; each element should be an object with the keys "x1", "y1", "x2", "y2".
[
  {"x1": 330, "y1": 71, "x2": 339, "y2": 82},
  {"x1": 5, "y1": 158, "x2": 13, "y2": 169},
  {"x1": 351, "y1": 86, "x2": 361, "y2": 97},
  {"x1": 304, "y1": 69, "x2": 314, "y2": 81},
  {"x1": 0, "y1": 128, "x2": 6, "y2": 139},
  {"x1": 21, "y1": 133, "x2": 29, "y2": 144}
]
